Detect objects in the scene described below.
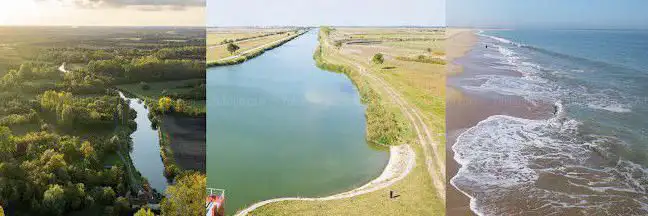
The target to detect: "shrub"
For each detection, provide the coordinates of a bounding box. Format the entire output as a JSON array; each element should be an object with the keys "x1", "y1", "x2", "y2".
[
  {"x1": 372, "y1": 53, "x2": 384, "y2": 64},
  {"x1": 226, "y1": 43, "x2": 240, "y2": 54}
]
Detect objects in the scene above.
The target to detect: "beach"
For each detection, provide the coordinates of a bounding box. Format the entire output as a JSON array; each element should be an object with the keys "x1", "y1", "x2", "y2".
[
  {"x1": 446, "y1": 29, "x2": 554, "y2": 215},
  {"x1": 448, "y1": 29, "x2": 648, "y2": 215}
]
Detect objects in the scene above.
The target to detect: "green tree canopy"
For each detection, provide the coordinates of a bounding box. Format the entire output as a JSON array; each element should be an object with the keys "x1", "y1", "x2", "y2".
[
  {"x1": 134, "y1": 208, "x2": 155, "y2": 216},
  {"x1": 372, "y1": 53, "x2": 384, "y2": 64},
  {"x1": 160, "y1": 172, "x2": 206, "y2": 216},
  {"x1": 226, "y1": 43, "x2": 240, "y2": 54},
  {"x1": 43, "y1": 184, "x2": 66, "y2": 216}
]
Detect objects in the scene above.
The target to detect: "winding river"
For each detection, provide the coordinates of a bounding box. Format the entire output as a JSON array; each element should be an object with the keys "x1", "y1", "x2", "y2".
[
  {"x1": 207, "y1": 30, "x2": 389, "y2": 215},
  {"x1": 118, "y1": 91, "x2": 167, "y2": 193}
]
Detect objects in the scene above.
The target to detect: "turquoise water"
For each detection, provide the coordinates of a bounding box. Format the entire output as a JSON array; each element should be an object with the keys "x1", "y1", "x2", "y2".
[
  {"x1": 206, "y1": 30, "x2": 388, "y2": 215},
  {"x1": 451, "y1": 30, "x2": 648, "y2": 214},
  {"x1": 118, "y1": 91, "x2": 167, "y2": 193}
]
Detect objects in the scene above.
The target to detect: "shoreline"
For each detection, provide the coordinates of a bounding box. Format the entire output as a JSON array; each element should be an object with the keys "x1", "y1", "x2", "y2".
[
  {"x1": 445, "y1": 30, "x2": 555, "y2": 215},
  {"x1": 235, "y1": 144, "x2": 415, "y2": 216},
  {"x1": 445, "y1": 29, "x2": 478, "y2": 216}
]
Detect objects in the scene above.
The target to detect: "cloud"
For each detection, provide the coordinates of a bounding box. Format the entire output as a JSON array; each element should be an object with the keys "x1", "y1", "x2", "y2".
[{"x1": 44, "y1": 0, "x2": 204, "y2": 10}]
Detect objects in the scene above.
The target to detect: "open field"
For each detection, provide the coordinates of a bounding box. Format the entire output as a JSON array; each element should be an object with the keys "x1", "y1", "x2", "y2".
[
  {"x1": 207, "y1": 27, "x2": 295, "y2": 46},
  {"x1": 207, "y1": 27, "x2": 307, "y2": 66},
  {"x1": 248, "y1": 27, "x2": 446, "y2": 215}
]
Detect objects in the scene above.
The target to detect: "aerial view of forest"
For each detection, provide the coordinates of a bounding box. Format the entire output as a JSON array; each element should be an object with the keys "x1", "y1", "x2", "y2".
[{"x1": 0, "y1": 26, "x2": 205, "y2": 216}]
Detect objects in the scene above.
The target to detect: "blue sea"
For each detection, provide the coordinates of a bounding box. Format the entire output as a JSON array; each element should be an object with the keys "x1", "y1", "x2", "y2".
[{"x1": 451, "y1": 29, "x2": 648, "y2": 215}]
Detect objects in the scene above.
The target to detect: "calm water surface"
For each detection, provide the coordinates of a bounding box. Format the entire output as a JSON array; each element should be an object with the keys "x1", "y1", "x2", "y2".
[
  {"x1": 118, "y1": 91, "x2": 167, "y2": 193},
  {"x1": 206, "y1": 30, "x2": 388, "y2": 215}
]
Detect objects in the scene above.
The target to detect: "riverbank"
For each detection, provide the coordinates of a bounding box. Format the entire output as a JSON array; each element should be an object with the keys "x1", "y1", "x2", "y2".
[
  {"x1": 248, "y1": 27, "x2": 446, "y2": 215},
  {"x1": 117, "y1": 85, "x2": 207, "y2": 184},
  {"x1": 207, "y1": 29, "x2": 309, "y2": 67}
]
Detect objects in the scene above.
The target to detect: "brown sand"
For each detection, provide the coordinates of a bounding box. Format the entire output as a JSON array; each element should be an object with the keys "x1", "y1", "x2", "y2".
[
  {"x1": 446, "y1": 90, "x2": 554, "y2": 216},
  {"x1": 445, "y1": 29, "x2": 479, "y2": 216},
  {"x1": 446, "y1": 29, "x2": 478, "y2": 76},
  {"x1": 445, "y1": 29, "x2": 555, "y2": 215},
  {"x1": 162, "y1": 114, "x2": 206, "y2": 172}
]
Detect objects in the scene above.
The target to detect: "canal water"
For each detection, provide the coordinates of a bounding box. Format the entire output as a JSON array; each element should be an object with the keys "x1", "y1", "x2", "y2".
[
  {"x1": 207, "y1": 30, "x2": 389, "y2": 215},
  {"x1": 118, "y1": 91, "x2": 167, "y2": 193}
]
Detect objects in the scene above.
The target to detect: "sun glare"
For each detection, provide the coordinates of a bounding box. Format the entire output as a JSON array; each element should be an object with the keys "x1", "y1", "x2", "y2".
[
  {"x1": 0, "y1": 0, "x2": 61, "y2": 25},
  {"x1": 0, "y1": 0, "x2": 204, "y2": 26}
]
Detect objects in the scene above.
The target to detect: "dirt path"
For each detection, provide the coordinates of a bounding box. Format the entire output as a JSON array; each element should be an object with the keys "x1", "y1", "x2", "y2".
[
  {"x1": 324, "y1": 36, "x2": 445, "y2": 198},
  {"x1": 342, "y1": 58, "x2": 446, "y2": 200},
  {"x1": 235, "y1": 144, "x2": 416, "y2": 216},
  {"x1": 208, "y1": 35, "x2": 275, "y2": 49}
]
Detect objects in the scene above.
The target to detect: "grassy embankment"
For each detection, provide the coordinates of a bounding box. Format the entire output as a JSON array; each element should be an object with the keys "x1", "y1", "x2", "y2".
[
  {"x1": 250, "y1": 27, "x2": 446, "y2": 215},
  {"x1": 207, "y1": 28, "x2": 308, "y2": 67}
]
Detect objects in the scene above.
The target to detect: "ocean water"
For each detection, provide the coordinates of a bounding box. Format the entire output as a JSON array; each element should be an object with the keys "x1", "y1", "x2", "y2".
[{"x1": 451, "y1": 30, "x2": 648, "y2": 215}]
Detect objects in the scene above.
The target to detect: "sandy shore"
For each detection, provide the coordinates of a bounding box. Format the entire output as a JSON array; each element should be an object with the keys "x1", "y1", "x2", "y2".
[
  {"x1": 445, "y1": 29, "x2": 478, "y2": 215},
  {"x1": 445, "y1": 29, "x2": 555, "y2": 215},
  {"x1": 235, "y1": 144, "x2": 416, "y2": 216}
]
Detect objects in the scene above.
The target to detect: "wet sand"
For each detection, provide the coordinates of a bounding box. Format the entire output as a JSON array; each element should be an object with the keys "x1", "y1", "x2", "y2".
[
  {"x1": 445, "y1": 30, "x2": 553, "y2": 215},
  {"x1": 163, "y1": 114, "x2": 206, "y2": 172}
]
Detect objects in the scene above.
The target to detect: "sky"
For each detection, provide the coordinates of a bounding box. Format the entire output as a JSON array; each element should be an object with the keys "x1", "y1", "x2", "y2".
[
  {"x1": 448, "y1": 0, "x2": 648, "y2": 29},
  {"x1": 208, "y1": 0, "x2": 445, "y2": 27},
  {"x1": 0, "y1": 0, "x2": 205, "y2": 26}
]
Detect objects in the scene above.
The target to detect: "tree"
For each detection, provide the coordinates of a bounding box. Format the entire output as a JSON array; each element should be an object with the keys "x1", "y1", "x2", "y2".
[
  {"x1": 226, "y1": 43, "x2": 240, "y2": 54},
  {"x1": 174, "y1": 99, "x2": 185, "y2": 113},
  {"x1": 43, "y1": 184, "x2": 66, "y2": 216},
  {"x1": 334, "y1": 41, "x2": 342, "y2": 48},
  {"x1": 113, "y1": 196, "x2": 130, "y2": 215},
  {"x1": 0, "y1": 126, "x2": 14, "y2": 157},
  {"x1": 160, "y1": 172, "x2": 206, "y2": 216},
  {"x1": 372, "y1": 53, "x2": 384, "y2": 64},
  {"x1": 64, "y1": 183, "x2": 86, "y2": 210},
  {"x1": 94, "y1": 187, "x2": 116, "y2": 205},
  {"x1": 158, "y1": 96, "x2": 173, "y2": 112},
  {"x1": 80, "y1": 141, "x2": 95, "y2": 159},
  {"x1": 134, "y1": 208, "x2": 155, "y2": 216}
]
